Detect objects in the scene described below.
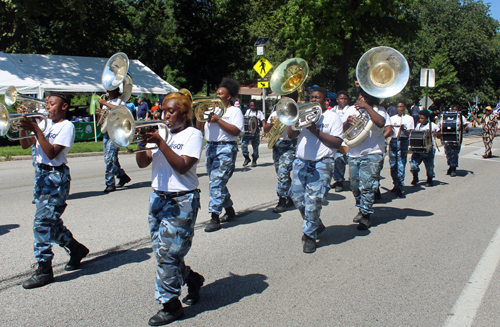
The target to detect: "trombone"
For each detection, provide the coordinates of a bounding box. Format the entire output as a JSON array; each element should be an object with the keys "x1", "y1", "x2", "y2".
[
  {"x1": 98, "y1": 52, "x2": 133, "y2": 133},
  {"x1": 106, "y1": 105, "x2": 168, "y2": 153},
  {"x1": 1, "y1": 86, "x2": 48, "y2": 140}
]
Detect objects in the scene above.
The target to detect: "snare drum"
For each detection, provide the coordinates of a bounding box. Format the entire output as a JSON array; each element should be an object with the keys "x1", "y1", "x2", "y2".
[
  {"x1": 244, "y1": 116, "x2": 258, "y2": 135},
  {"x1": 409, "y1": 130, "x2": 432, "y2": 153},
  {"x1": 440, "y1": 112, "x2": 463, "y2": 145}
]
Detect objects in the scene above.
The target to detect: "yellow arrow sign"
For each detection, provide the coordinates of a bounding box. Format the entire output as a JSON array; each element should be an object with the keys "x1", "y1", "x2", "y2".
[
  {"x1": 257, "y1": 81, "x2": 269, "y2": 88},
  {"x1": 253, "y1": 58, "x2": 273, "y2": 78}
]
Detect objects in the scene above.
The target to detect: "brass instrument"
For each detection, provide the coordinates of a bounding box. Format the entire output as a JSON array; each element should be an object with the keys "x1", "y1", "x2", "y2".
[
  {"x1": 176, "y1": 88, "x2": 225, "y2": 122},
  {"x1": 344, "y1": 46, "x2": 409, "y2": 148},
  {"x1": 267, "y1": 58, "x2": 309, "y2": 148},
  {"x1": 98, "y1": 52, "x2": 133, "y2": 133},
  {"x1": 106, "y1": 105, "x2": 168, "y2": 153},
  {"x1": 2, "y1": 87, "x2": 48, "y2": 140}
]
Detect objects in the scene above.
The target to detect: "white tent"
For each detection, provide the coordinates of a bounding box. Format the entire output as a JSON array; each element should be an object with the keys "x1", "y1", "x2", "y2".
[{"x1": 0, "y1": 52, "x2": 177, "y2": 98}]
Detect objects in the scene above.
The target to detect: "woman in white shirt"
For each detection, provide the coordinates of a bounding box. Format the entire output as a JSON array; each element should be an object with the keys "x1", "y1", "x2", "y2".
[{"x1": 136, "y1": 92, "x2": 204, "y2": 326}]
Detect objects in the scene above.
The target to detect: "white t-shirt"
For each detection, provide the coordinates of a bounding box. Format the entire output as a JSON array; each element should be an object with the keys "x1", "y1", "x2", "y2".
[
  {"x1": 295, "y1": 110, "x2": 343, "y2": 160},
  {"x1": 204, "y1": 106, "x2": 245, "y2": 141},
  {"x1": 341, "y1": 105, "x2": 391, "y2": 157},
  {"x1": 331, "y1": 105, "x2": 349, "y2": 120},
  {"x1": 267, "y1": 111, "x2": 291, "y2": 141},
  {"x1": 414, "y1": 121, "x2": 440, "y2": 146},
  {"x1": 150, "y1": 126, "x2": 203, "y2": 192},
  {"x1": 35, "y1": 119, "x2": 75, "y2": 166},
  {"x1": 106, "y1": 98, "x2": 126, "y2": 109},
  {"x1": 245, "y1": 109, "x2": 265, "y2": 122},
  {"x1": 390, "y1": 114, "x2": 415, "y2": 138}
]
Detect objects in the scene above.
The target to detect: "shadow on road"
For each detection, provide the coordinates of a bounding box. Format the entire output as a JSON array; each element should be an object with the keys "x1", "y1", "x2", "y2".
[
  {"x1": 68, "y1": 182, "x2": 150, "y2": 200},
  {"x1": 182, "y1": 272, "x2": 268, "y2": 320},
  {"x1": 0, "y1": 224, "x2": 20, "y2": 236},
  {"x1": 55, "y1": 247, "x2": 152, "y2": 283},
  {"x1": 317, "y1": 207, "x2": 433, "y2": 249}
]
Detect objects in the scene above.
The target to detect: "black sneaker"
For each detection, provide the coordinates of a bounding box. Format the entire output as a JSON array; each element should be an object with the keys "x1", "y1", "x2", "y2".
[
  {"x1": 22, "y1": 261, "x2": 54, "y2": 289},
  {"x1": 426, "y1": 177, "x2": 433, "y2": 187},
  {"x1": 148, "y1": 298, "x2": 184, "y2": 326},
  {"x1": 117, "y1": 173, "x2": 131, "y2": 187},
  {"x1": 450, "y1": 168, "x2": 457, "y2": 177},
  {"x1": 357, "y1": 215, "x2": 371, "y2": 230},
  {"x1": 302, "y1": 234, "x2": 316, "y2": 253},
  {"x1": 273, "y1": 197, "x2": 287, "y2": 213},
  {"x1": 243, "y1": 156, "x2": 251, "y2": 167},
  {"x1": 353, "y1": 211, "x2": 363, "y2": 223},
  {"x1": 411, "y1": 174, "x2": 418, "y2": 186},
  {"x1": 220, "y1": 206, "x2": 236, "y2": 222},
  {"x1": 251, "y1": 158, "x2": 257, "y2": 167},
  {"x1": 104, "y1": 185, "x2": 116, "y2": 193}
]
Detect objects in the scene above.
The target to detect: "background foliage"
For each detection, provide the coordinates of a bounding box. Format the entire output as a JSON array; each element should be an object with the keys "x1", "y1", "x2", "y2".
[{"x1": 1, "y1": 0, "x2": 499, "y2": 107}]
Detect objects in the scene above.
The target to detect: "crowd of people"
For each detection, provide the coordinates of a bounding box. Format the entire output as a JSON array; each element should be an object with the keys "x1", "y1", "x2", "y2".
[{"x1": 13, "y1": 77, "x2": 498, "y2": 326}]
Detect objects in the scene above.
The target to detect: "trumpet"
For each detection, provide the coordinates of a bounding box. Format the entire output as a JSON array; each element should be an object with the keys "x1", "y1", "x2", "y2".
[
  {"x1": 1, "y1": 87, "x2": 48, "y2": 140},
  {"x1": 106, "y1": 105, "x2": 168, "y2": 153}
]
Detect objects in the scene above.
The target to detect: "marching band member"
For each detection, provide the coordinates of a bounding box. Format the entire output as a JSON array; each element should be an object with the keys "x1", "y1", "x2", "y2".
[
  {"x1": 330, "y1": 90, "x2": 350, "y2": 192},
  {"x1": 478, "y1": 106, "x2": 497, "y2": 158},
  {"x1": 288, "y1": 87, "x2": 343, "y2": 253},
  {"x1": 264, "y1": 92, "x2": 298, "y2": 213},
  {"x1": 98, "y1": 88, "x2": 131, "y2": 193},
  {"x1": 342, "y1": 89, "x2": 391, "y2": 230},
  {"x1": 18, "y1": 93, "x2": 89, "y2": 289},
  {"x1": 410, "y1": 110, "x2": 440, "y2": 187},
  {"x1": 196, "y1": 78, "x2": 245, "y2": 232},
  {"x1": 389, "y1": 101, "x2": 414, "y2": 198},
  {"x1": 442, "y1": 105, "x2": 468, "y2": 177},
  {"x1": 136, "y1": 92, "x2": 205, "y2": 326},
  {"x1": 241, "y1": 99, "x2": 265, "y2": 167}
]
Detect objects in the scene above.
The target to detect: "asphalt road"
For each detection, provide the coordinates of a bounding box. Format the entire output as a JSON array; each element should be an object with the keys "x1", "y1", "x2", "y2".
[{"x1": 1, "y1": 128, "x2": 499, "y2": 326}]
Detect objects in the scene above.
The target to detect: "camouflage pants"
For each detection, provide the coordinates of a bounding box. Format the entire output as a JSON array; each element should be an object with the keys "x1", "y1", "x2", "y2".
[
  {"x1": 103, "y1": 133, "x2": 125, "y2": 187},
  {"x1": 205, "y1": 142, "x2": 237, "y2": 214},
  {"x1": 148, "y1": 190, "x2": 200, "y2": 304},
  {"x1": 273, "y1": 139, "x2": 296, "y2": 198},
  {"x1": 410, "y1": 148, "x2": 436, "y2": 178},
  {"x1": 444, "y1": 143, "x2": 460, "y2": 168},
  {"x1": 348, "y1": 154, "x2": 383, "y2": 216},
  {"x1": 333, "y1": 151, "x2": 348, "y2": 183},
  {"x1": 290, "y1": 157, "x2": 333, "y2": 239},
  {"x1": 389, "y1": 138, "x2": 409, "y2": 188},
  {"x1": 33, "y1": 164, "x2": 73, "y2": 262},
  {"x1": 241, "y1": 130, "x2": 260, "y2": 159}
]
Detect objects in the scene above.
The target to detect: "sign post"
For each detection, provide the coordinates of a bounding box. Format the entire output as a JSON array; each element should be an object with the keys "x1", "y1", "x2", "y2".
[
  {"x1": 254, "y1": 37, "x2": 270, "y2": 117},
  {"x1": 420, "y1": 68, "x2": 435, "y2": 112}
]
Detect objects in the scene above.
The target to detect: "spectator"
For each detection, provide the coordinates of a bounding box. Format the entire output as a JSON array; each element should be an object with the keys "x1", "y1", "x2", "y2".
[{"x1": 137, "y1": 95, "x2": 149, "y2": 120}]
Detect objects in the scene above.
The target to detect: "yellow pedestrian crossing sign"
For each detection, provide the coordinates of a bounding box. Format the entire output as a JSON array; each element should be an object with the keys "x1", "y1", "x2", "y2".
[
  {"x1": 253, "y1": 58, "x2": 272, "y2": 78},
  {"x1": 257, "y1": 81, "x2": 269, "y2": 88}
]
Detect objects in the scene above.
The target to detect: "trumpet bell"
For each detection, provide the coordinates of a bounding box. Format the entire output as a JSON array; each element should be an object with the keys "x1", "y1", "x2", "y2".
[
  {"x1": 275, "y1": 98, "x2": 299, "y2": 126},
  {"x1": 106, "y1": 106, "x2": 136, "y2": 147},
  {"x1": 0, "y1": 103, "x2": 11, "y2": 136},
  {"x1": 5, "y1": 86, "x2": 18, "y2": 106},
  {"x1": 356, "y1": 46, "x2": 409, "y2": 99},
  {"x1": 270, "y1": 58, "x2": 309, "y2": 95}
]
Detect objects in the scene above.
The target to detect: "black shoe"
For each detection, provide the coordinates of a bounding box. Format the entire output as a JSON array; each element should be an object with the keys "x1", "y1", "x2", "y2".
[
  {"x1": 243, "y1": 156, "x2": 251, "y2": 167},
  {"x1": 117, "y1": 173, "x2": 131, "y2": 187},
  {"x1": 205, "y1": 213, "x2": 221, "y2": 232},
  {"x1": 317, "y1": 223, "x2": 326, "y2": 235},
  {"x1": 450, "y1": 168, "x2": 457, "y2": 177},
  {"x1": 396, "y1": 188, "x2": 404, "y2": 198},
  {"x1": 302, "y1": 234, "x2": 316, "y2": 253},
  {"x1": 411, "y1": 174, "x2": 418, "y2": 186},
  {"x1": 64, "y1": 239, "x2": 89, "y2": 271},
  {"x1": 426, "y1": 177, "x2": 433, "y2": 187},
  {"x1": 148, "y1": 298, "x2": 184, "y2": 326},
  {"x1": 104, "y1": 185, "x2": 116, "y2": 193},
  {"x1": 220, "y1": 206, "x2": 236, "y2": 222},
  {"x1": 353, "y1": 211, "x2": 363, "y2": 223},
  {"x1": 251, "y1": 158, "x2": 257, "y2": 167},
  {"x1": 285, "y1": 196, "x2": 295, "y2": 208},
  {"x1": 446, "y1": 167, "x2": 451, "y2": 175},
  {"x1": 273, "y1": 197, "x2": 287, "y2": 213},
  {"x1": 375, "y1": 188, "x2": 381, "y2": 199},
  {"x1": 357, "y1": 214, "x2": 371, "y2": 230},
  {"x1": 22, "y1": 261, "x2": 54, "y2": 289},
  {"x1": 182, "y1": 270, "x2": 205, "y2": 306},
  {"x1": 333, "y1": 181, "x2": 343, "y2": 192}
]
